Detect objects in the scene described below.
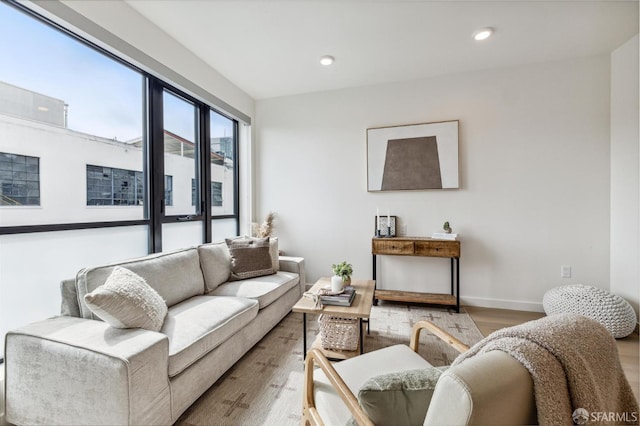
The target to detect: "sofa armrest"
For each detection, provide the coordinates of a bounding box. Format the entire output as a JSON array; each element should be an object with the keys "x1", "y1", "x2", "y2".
[
  {"x1": 5, "y1": 316, "x2": 171, "y2": 425},
  {"x1": 60, "y1": 278, "x2": 80, "y2": 317},
  {"x1": 279, "y1": 256, "x2": 306, "y2": 296}
]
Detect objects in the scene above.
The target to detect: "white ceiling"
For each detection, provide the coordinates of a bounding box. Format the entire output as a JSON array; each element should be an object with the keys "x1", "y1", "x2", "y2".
[{"x1": 126, "y1": 1, "x2": 639, "y2": 100}]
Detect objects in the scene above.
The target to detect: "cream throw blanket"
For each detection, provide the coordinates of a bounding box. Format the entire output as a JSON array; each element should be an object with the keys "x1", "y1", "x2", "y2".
[{"x1": 451, "y1": 313, "x2": 638, "y2": 425}]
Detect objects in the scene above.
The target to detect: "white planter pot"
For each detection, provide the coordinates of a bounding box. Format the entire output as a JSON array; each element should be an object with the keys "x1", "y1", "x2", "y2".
[{"x1": 330, "y1": 275, "x2": 344, "y2": 293}]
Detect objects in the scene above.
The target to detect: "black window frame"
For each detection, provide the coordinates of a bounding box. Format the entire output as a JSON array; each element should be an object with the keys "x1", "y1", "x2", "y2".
[{"x1": 0, "y1": 1, "x2": 241, "y2": 251}]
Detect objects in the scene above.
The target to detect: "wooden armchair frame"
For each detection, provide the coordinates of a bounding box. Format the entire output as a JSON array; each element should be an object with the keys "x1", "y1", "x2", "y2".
[{"x1": 303, "y1": 320, "x2": 471, "y2": 426}]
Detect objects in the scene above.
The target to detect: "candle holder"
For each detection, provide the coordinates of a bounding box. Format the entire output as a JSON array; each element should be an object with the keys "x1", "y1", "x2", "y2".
[{"x1": 374, "y1": 215, "x2": 397, "y2": 237}]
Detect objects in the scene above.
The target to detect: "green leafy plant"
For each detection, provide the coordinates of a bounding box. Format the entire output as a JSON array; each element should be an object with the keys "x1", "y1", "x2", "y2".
[
  {"x1": 331, "y1": 261, "x2": 353, "y2": 281},
  {"x1": 443, "y1": 221, "x2": 452, "y2": 233}
]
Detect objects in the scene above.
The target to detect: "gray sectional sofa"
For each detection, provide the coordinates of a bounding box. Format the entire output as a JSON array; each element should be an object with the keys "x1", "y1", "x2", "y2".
[{"x1": 4, "y1": 239, "x2": 306, "y2": 425}]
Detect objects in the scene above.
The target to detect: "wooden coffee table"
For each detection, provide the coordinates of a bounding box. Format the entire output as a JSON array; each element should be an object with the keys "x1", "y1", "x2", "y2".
[{"x1": 292, "y1": 277, "x2": 375, "y2": 360}]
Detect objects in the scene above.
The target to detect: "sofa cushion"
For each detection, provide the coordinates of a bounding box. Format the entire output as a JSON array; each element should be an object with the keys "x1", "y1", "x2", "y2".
[
  {"x1": 84, "y1": 267, "x2": 168, "y2": 332},
  {"x1": 76, "y1": 247, "x2": 205, "y2": 320},
  {"x1": 162, "y1": 295, "x2": 259, "y2": 377},
  {"x1": 225, "y1": 237, "x2": 275, "y2": 281},
  {"x1": 208, "y1": 271, "x2": 299, "y2": 309},
  {"x1": 268, "y1": 237, "x2": 279, "y2": 271},
  {"x1": 197, "y1": 241, "x2": 232, "y2": 292},
  {"x1": 227, "y1": 236, "x2": 280, "y2": 271}
]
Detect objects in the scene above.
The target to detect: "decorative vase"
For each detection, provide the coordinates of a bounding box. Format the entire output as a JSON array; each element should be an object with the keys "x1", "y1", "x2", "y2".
[{"x1": 331, "y1": 275, "x2": 344, "y2": 293}]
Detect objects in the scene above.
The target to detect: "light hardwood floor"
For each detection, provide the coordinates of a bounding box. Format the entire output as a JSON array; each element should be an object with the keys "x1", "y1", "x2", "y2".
[{"x1": 464, "y1": 306, "x2": 640, "y2": 402}]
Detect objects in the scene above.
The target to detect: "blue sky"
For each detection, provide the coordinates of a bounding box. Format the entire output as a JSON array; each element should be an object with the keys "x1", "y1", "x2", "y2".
[{"x1": 0, "y1": 2, "x2": 233, "y2": 143}]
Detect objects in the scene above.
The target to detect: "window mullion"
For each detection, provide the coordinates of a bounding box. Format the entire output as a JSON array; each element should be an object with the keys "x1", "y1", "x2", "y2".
[
  {"x1": 201, "y1": 107, "x2": 212, "y2": 243},
  {"x1": 148, "y1": 77, "x2": 164, "y2": 253}
]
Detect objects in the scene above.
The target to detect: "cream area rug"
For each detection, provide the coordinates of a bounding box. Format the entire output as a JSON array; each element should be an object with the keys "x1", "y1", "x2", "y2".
[{"x1": 176, "y1": 303, "x2": 484, "y2": 426}]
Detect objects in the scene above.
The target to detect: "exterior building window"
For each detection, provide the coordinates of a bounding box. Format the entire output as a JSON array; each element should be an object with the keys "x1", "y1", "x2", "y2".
[
  {"x1": 0, "y1": 152, "x2": 40, "y2": 206},
  {"x1": 191, "y1": 179, "x2": 222, "y2": 207},
  {"x1": 192, "y1": 178, "x2": 196, "y2": 206},
  {"x1": 165, "y1": 175, "x2": 173, "y2": 206},
  {"x1": 212, "y1": 181, "x2": 223, "y2": 207},
  {"x1": 87, "y1": 165, "x2": 172, "y2": 207}
]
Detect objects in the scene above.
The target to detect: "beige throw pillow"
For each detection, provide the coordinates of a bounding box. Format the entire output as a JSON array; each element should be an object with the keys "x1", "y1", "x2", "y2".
[
  {"x1": 225, "y1": 237, "x2": 275, "y2": 281},
  {"x1": 84, "y1": 266, "x2": 168, "y2": 332}
]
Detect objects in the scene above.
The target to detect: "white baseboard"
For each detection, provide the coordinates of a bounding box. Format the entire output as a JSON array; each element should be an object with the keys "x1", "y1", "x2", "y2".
[{"x1": 461, "y1": 296, "x2": 545, "y2": 313}]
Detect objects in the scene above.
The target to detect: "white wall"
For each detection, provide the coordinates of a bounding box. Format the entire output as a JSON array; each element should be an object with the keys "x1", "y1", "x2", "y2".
[
  {"x1": 256, "y1": 55, "x2": 611, "y2": 311},
  {"x1": 610, "y1": 34, "x2": 640, "y2": 316}
]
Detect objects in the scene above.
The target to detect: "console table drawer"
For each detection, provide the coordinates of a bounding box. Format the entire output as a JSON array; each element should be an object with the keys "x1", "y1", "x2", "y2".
[
  {"x1": 372, "y1": 239, "x2": 414, "y2": 255},
  {"x1": 415, "y1": 240, "x2": 460, "y2": 258}
]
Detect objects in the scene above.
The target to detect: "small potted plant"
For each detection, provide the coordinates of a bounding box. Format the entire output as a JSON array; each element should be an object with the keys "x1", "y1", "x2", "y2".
[
  {"x1": 443, "y1": 221, "x2": 452, "y2": 234},
  {"x1": 331, "y1": 261, "x2": 353, "y2": 292}
]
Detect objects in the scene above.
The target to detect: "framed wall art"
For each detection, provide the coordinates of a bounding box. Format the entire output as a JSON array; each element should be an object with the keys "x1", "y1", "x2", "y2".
[{"x1": 367, "y1": 120, "x2": 459, "y2": 191}]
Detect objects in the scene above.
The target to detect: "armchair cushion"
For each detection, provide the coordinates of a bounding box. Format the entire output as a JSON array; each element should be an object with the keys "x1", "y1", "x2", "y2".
[
  {"x1": 314, "y1": 344, "x2": 432, "y2": 425},
  {"x1": 355, "y1": 367, "x2": 444, "y2": 426}
]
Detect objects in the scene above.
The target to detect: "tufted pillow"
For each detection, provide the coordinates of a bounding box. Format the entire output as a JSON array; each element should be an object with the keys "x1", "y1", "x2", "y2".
[
  {"x1": 350, "y1": 367, "x2": 445, "y2": 426},
  {"x1": 225, "y1": 237, "x2": 275, "y2": 281},
  {"x1": 84, "y1": 266, "x2": 168, "y2": 332}
]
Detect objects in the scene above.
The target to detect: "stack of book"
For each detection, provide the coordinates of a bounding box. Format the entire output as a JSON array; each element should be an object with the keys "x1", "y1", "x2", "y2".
[{"x1": 321, "y1": 286, "x2": 356, "y2": 307}]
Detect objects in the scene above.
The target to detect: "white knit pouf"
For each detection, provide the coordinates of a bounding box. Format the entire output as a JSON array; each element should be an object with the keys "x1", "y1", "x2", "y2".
[{"x1": 543, "y1": 284, "x2": 637, "y2": 338}]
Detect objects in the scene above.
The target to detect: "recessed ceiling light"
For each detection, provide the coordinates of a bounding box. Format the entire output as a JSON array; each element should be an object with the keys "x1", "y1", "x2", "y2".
[
  {"x1": 473, "y1": 27, "x2": 494, "y2": 41},
  {"x1": 320, "y1": 55, "x2": 335, "y2": 66},
  {"x1": 37, "y1": 106, "x2": 49, "y2": 112}
]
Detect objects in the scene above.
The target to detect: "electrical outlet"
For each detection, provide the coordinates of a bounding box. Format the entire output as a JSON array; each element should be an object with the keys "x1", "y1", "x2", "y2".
[
  {"x1": 561, "y1": 265, "x2": 572, "y2": 278},
  {"x1": 399, "y1": 224, "x2": 407, "y2": 235}
]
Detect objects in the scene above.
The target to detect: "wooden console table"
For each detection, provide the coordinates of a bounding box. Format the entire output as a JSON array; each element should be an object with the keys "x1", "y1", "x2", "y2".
[{"x1": 372, "y1": 237, "x2": 460, "y2": 312}]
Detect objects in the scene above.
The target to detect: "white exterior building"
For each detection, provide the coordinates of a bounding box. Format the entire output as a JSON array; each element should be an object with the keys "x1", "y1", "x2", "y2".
[{"x1": 0, "y1": 83, "x2": 235, "y2": 226}]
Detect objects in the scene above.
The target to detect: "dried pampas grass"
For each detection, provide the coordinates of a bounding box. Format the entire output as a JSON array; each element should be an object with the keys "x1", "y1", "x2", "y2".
[{"x1": 252, "y1": 212, "x2": 276, "y2": 237}]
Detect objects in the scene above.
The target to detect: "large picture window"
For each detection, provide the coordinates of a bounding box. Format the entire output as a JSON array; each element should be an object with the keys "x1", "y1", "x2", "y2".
[
  {"x1": 0, "y1": 1, "x2": 240, "y2": 237},
  {"x1": 0, "y1": 1, "x2": 145, "y2": 226}
]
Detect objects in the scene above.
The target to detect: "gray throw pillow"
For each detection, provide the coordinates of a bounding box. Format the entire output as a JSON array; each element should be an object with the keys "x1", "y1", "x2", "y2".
[
  {"x1": 225, "y1": 237, "x2": 275, "y2": 281},
  {"x1": 351, "y1": 367, "x2": 445, "y2": 426},
  {"x1": 84, "y1": 266, "x2": 168, "y2": 332}
]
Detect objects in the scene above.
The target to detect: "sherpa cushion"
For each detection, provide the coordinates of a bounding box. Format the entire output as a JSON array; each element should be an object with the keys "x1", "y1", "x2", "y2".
[
  {"x1": 84, "y1": 266, "x2": 168, "y2": 332},
  {"x1": 354, "y1": 367, "x2": 445, "y2": 426},
  {"x1": 225, "y1": 237, "x2": 275, "y2": 281}
]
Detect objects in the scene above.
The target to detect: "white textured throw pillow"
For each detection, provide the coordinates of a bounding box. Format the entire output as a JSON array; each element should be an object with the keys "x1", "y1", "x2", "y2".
[{"x1": 84, "y1": 266, "x2": 168, "y2": 332}]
